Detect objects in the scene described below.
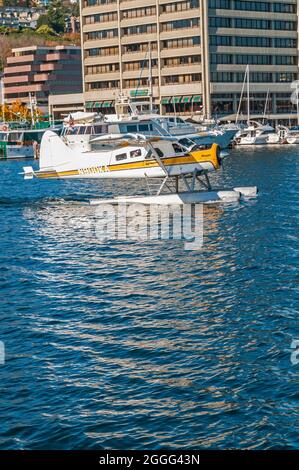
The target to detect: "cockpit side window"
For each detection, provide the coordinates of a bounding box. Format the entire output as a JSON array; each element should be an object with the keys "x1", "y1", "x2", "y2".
[
  {"x1": 130, "y1": 149, "x2": 142, "y2": 158},
  {"x1": 115, "y1": 152, "x2": 127, "y2": 161},
  {"x1": 172, "y1": 143, "x2": 183, "y2": 154},
  {"x1": 179, "y1": 138, "x2": 192, "y2": 146}
]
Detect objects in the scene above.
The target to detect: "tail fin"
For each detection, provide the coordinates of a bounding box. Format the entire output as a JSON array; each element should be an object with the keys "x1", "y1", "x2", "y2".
[{"x1": 40, "y1": 130, "x2": 73, "y2": 171}]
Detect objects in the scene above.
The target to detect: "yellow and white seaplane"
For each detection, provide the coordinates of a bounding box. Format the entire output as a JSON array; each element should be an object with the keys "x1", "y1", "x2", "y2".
[{"x1": 23, "y1": 130, "x2": 257, "y2": 205}]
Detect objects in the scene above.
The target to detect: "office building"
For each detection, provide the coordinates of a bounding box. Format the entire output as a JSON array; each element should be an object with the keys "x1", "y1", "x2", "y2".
[
  {"x1": 80, "y1": 0, "x2": 298, "y2": 122},
  {"x1": 3, "y1": 45, "x2": 83, "y2": 111}
]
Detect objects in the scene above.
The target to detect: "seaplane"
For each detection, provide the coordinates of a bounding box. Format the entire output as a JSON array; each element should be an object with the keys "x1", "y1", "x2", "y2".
[{"x1": 23, "y1": 130, "x2": 257, "y2": 205}]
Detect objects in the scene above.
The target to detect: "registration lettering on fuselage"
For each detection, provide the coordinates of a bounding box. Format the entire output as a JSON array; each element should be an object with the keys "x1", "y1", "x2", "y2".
[{"x1": 78, "y1": 165, "x2": 110, "y2": 175}]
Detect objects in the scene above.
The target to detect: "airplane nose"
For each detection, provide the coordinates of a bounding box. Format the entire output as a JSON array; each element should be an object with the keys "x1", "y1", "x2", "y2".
[{"x1": 216, "y1": 145, "x2": 222, "y2": 166}]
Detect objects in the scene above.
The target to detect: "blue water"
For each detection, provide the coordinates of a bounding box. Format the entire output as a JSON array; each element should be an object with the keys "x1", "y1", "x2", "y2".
[{"x1": 0, "y1": 146, "x2": 298, "y2": 450}]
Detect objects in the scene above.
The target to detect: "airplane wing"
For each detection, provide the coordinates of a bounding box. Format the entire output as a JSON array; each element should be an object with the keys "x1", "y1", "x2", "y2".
[
  {"x1": 90, "y1": 133, "x2": 178, "y2": 144},
  {"x1": 90, "y1": 133, "x2": 170, "y2": 175}
]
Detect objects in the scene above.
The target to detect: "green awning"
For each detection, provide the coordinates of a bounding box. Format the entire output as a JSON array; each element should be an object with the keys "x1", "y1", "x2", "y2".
[
  {"x1": 161, "y1": 96, "x2": 182, "y2": 105},
  {"x1": 192, "y1": 95, "x2": 202, "y2": 103},
  {"x1": 130, "y1": 89, "x2": 149, "y2": 97},
  {"x1": 162, "y1": 96, "x2": 195, "y2": 105},
  {"x1": 85, "y1": 102, "x2": 94, "y2": 109},
  {"x1": 102, "y1": 101, "x2": 113, "y2": 108},
  {"x1": 94, "y1": 102, "x2": 103, "y2": 108},
  {"x1": 171, "y1": 96, "x2": 181, "y2": 104}
]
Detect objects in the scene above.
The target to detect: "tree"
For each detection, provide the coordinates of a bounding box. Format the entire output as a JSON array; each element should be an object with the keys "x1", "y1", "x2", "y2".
[
  {"x1": 36, "y1": 14, "x2": 49, "y2": 29},
  {"x1": 36, "y1": 25, "x2": 57, "y2": 36},
  {"x1": 47, "y1": 0, "x2": 65, "y2": 35},
  {"x1": 70, "y1": 2, "x2": 79, "y2": 17},
  {"x1": 0, "y1": 100, "x2": 32, "y2": 122}
]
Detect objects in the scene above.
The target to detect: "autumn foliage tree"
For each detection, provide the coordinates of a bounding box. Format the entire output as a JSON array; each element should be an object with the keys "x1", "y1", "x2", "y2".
[{"x1": 0, "y1": 100, "x2": 42, "y2": 122}]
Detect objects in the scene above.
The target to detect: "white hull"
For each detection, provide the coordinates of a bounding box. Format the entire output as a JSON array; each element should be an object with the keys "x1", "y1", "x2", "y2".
[
  {"x1": 286, "y1": 136, "x2": 299, "y2": 144},
  {"x1": 236, "y1": 135, "x2": 280, "y2": 146},
  {"x1": 196, "y1": 132, "x2": 235, "y2": 149},
  {"x1": 6, "y1": 145, "x2": 34, "y2": 159}
]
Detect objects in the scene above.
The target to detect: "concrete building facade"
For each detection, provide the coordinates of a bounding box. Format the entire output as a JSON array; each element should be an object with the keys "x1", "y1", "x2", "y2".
[
  {"x1": 3, "y1": 45, "x2": 83, "y2": 111},
  {"x1": 80, "y1": 0, "x2": 299, "y2": 122}
]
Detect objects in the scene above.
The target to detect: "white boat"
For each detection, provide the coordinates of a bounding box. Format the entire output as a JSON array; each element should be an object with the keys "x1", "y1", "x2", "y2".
[
  {"x1": 234, "y1": 122, "x2": 281, "y2": 146},
  {"x1": 285, "y1": 127, "x2": 299, "y2": 144},
  {"x1": 0, "y1": 126, "x2": 61, "y2": 159},
  {"x1": 231, "y1": 66, "x2": 281, "y2": 146},
  {"x1": 61, "y1": 108, "x2": 236, "y2": 152}
]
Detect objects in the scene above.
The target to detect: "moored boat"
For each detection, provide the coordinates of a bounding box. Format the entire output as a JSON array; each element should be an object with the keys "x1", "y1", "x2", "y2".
[
  {"x1": 0, "y1": 124, "x2": 61, "y2": 159},
  {"x1": 285, "y1": 126, "x2": 299, "y2": 144}
]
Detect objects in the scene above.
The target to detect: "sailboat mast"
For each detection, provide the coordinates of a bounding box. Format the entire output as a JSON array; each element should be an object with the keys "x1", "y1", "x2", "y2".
[
  {"x1": 29, "y1": 93, "x2": 35, "y2": 127},
  {"x1": 263, "y1": 89, "x2": 270, "y2": 124},
  {"x1": 236, "y1": 65, "x2": 248, "y2": 124},
  {"x1": 148, "y1": 41, "x2": 153, "y2": 113},
  {"x1": 247, "y1": 64, "x2": 250, "y2": 126},
  {"x1": 0, "y1": 77, "x2": 5, "y2": 123}
]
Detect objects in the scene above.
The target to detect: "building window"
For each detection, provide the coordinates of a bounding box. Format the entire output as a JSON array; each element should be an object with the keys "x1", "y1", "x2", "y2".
[
  {"x1": 88, "y1": 80, "x2": 120, "y2": 89},
  {"x1": 122, "y1": 6, "x2": 156, "y2": 19},
  {"x1": 123, "y1": 24, "x2": 157, "y2": 36},
  {"x1": 208, "y1": 0, "x2": 230, "y2": 8},
  {"x1": 161, "y1": 18, "x2": 199, "y2": 32},
  {"x1": 86, "y1": 63, "x2": 120, "y2": 74},
  {"x1": 275, "y1": 38, "x2": 297, "y2": 48},
  {"x1": 124, "y1": 42, "x2": 158, "y2": 54},
  {"x1": 84, "y1": 0, "x2": 117, "y2": 6},
  {"x1": 163, "y1": 55, "x2": 201, "y2": 67},
  {"x1": 163, "y1": 74, "x2": 202, "y2": 84},
  {"x1": 276, "y1": 56, "x2": 297, "y2": 66},
  {"x1": 84, "y1": 12, "x2": 118, "y2": 24},
  {"x1": 86, "y1": 29, "x2": 118, "y2": 40},
  {"x1": 235, "y1": 55, "x2": 272, "y2": 65},
  {"x1": 209, "y1": 35, "x2": 232, "y2": 46},
  {"x1": 235, "y1": 36, "x2": 271, "y2": 47},
  {"x1": 210, "y1": 72, "x2": 233, "y2": 82},
  {"x1": 210, "y1": 54, "x2": 233, "y2": 64},
  {"x1": 162, "y1": 36, "x2": 201, "y2": 49},
  {"x1": 209, "y1": 17, "x2": 231, "y2": 28},
  {"x1": 162, "y1": 0, "x2": 199, "y2": 13},
  {"x1": 87, "y1": 46, "x2": 119, "y2": 57},
  {"x1": 234, "y1": 1, "x2": 271, "y2": 12}
]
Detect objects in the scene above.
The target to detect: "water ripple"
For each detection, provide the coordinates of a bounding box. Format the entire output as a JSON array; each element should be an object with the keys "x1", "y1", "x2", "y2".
[{"x1": 0, "y1": 147, "x2": 298, "y2": 449}]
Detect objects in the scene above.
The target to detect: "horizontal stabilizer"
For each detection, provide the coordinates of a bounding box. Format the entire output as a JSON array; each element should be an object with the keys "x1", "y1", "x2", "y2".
[{"x1": 23, "y1": 166, "x2": 34, "y2": 180}]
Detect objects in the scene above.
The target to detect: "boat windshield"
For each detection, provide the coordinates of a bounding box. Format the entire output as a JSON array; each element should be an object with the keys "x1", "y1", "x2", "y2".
[
  {"x1": 94, "y1": 125, "x2": 109, "y2": 134},
  {"x1": 8, "y1": 132, "x2": 23, "y2": 142},
  {"x1": 0, "y1": 132, "x2": 8, "y2": 141},
  {"x1": 63, "y1": 124, "x2": 109, "y2": 135},
  {"x1": 119, "y1": 123, "x2": 155, "y2": 135},
  {"x1": 23, "y1": 131, "x2": 44, "y2": 143},
  {"x1": 166, "y1": 117, "x2": 186, "y2": 125}
]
